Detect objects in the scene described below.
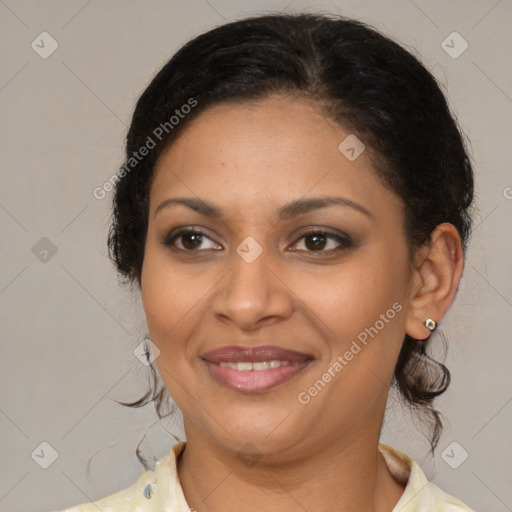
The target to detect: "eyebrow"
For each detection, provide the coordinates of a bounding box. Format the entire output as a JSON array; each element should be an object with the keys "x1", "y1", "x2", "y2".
[{"x1": 155, "y1": 195, "x2": 373, "y2": 221}]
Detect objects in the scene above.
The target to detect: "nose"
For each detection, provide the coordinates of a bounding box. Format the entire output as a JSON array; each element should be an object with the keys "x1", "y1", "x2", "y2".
[{"x1": 211, "y1": 247, "x2": 294, "y2": 331}]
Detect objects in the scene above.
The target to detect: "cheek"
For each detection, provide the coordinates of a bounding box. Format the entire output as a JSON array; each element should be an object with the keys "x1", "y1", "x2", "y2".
[
  {"x1": 289, "y1": 252, "x2": 409, "y2": 404},
  {"x1": 141, "y1": 258, "x2": 206, "y2": 415},
  {"x1": 292, "y1": 254, "x2": 408, "y2": 341},
  {"x1": 140, "y1": 249, "x2": 204, "y2": 355}
]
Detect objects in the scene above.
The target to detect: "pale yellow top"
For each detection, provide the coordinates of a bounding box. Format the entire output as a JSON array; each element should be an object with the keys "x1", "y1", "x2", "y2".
[{"x1": 52, "y1": 442, "x2": 475, "y2": 512}]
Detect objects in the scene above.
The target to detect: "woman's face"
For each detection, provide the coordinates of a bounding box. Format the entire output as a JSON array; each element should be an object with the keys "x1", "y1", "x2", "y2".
[{"x1": 141, "y1": 95, "x2": 416, "y2": 459}]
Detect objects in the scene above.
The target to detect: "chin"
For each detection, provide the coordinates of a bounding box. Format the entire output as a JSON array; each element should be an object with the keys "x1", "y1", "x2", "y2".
[{"x1": 204, "y1": 406, "x2": 303, "y2": 454}]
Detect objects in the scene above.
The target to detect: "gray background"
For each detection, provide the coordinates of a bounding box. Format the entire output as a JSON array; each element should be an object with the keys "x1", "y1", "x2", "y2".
[{"x1": 1, "y1": 1, "x2": 511, "y2": 511}]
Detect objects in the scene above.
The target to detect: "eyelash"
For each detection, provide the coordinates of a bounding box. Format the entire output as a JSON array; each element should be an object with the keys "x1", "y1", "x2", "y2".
[{"x1": 162, "y1": 228, "x2": 353, "y2": 255}]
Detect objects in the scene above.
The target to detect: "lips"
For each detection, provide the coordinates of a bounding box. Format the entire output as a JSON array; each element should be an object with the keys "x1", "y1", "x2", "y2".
[
  {"x1": 202, "y1": 345, "x2": 313, "y2": 364},
  {"x1": 201, "y1": 345, "x2": 313, "y2": 393}
]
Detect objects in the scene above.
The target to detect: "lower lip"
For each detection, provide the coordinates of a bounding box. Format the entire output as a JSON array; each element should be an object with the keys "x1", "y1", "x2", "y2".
[{"x1": 203, "y1": 361, "x2": 311, "y2": 393}]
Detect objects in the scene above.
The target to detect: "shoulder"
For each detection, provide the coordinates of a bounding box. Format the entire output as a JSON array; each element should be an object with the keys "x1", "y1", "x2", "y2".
[
  {"x1": 50, "y1": 442, "x2": 190, "y2": 512},
  {"x1": 378, "y1": 443, "x2": 477, "y2": 512},
  {"x1": 421, "y1": 480, "x2": 477, "y2": 512}
]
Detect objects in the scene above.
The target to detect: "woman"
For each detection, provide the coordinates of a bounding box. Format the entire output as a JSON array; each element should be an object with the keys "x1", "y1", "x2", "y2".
[{"x1": 55, "y1": 12, "x2": 475, "y2": 512}]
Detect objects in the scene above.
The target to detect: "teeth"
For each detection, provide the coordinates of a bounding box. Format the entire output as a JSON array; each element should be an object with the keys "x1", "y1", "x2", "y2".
[
  {"x1": 253, "y1": 361, "x2": 269, "y2": 370},
  {"x1": 219, "y1": 360, "x2": 292, "y2": 371}
]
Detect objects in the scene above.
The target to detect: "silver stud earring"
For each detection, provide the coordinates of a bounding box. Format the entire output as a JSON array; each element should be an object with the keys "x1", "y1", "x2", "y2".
[{"x1": 424, "y1": 318, "x2": 437, "y2": 332}]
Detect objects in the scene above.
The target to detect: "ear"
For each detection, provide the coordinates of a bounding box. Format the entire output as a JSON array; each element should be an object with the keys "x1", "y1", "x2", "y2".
[{"x1": 405, "y1": 223, "x2": 465, "y2": 340}]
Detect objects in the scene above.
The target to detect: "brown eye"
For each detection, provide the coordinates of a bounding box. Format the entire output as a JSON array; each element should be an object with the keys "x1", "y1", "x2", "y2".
[
  {"x1": 292, "y1": 230, "x2": 352, "y2": 253},
  {"x1": 304, "y1": 233, "x2": 328, "y2": 251},
  {"x1": 162, "y1": 229, "x2": 222, "y2": 252},
  {"x1": 181, "y1": 232, "x2": 204, "y2": 250}
]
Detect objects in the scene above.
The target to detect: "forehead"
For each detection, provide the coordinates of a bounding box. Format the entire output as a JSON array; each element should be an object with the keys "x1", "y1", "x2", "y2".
[{"x1": 150, "y1": 95, "x2": 401, "y2": 220}]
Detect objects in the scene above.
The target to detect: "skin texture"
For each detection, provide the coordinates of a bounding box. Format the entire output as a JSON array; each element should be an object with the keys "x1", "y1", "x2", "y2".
[{"x1": 140, "y1": 95, "x2": 464, "y2": 512}]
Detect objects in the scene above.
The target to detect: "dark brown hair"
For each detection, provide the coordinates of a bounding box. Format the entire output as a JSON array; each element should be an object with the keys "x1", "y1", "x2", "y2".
[{"x1": 108, "y1": 12, "x2": 474, "y2": 468}]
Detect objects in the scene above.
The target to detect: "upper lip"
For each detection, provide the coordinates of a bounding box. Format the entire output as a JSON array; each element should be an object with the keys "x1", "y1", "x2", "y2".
[{"x1": 201, "y1": 345, "x2": 314, "y2": 364}]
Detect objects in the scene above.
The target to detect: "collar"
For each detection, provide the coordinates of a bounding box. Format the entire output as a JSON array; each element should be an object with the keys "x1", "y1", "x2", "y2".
[{"x1": 143, "y1": 442, "x2": 473, "y2": 511}]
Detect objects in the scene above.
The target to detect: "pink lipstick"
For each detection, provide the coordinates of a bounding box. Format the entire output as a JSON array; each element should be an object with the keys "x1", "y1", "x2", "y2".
[{"x1": 201, "y1": 345, "x2": 313, "y2": 393}]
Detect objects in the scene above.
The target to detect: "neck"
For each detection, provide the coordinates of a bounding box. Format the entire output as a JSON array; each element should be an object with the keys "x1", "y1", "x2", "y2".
[{"x1": 177, "y1": 424, "x2": 405, "y2": 512}]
